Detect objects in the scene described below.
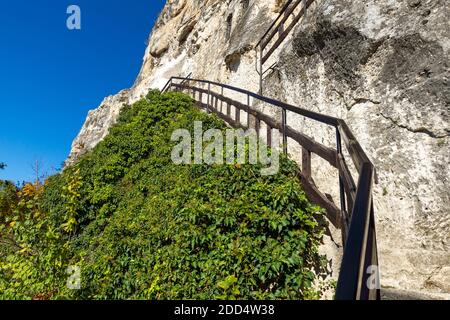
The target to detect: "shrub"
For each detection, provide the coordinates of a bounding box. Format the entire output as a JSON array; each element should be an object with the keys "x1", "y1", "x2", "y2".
[{"x1": 0, "y1": 91, "x2": 326, "y2": 299}]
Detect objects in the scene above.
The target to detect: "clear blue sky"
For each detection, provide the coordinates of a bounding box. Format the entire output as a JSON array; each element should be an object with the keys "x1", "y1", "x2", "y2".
[{"x1": 0, "y1": 0, "x2": 166, "y2": 183}]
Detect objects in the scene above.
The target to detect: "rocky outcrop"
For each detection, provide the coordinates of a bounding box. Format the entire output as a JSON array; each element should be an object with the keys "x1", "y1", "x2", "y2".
[
  {"x1": 68, "y1": 89, "x2": 130, "y2": 161},
  {"x1": 67, "y1": 0, "x2": 449, "y2": 298}
]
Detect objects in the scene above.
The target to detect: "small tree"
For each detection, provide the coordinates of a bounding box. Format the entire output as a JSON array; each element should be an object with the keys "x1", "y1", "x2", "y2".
[{"x1": 0, "y1": 180, "x2": 19, "y2": 224}]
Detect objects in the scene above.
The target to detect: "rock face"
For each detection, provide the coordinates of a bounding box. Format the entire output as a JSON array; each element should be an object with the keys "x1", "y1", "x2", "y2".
[
  {"x1": 268, "y1": 0, "x2": 450, "y2": 298},
  {"x1": 67, "y1": 0, "x2": 449, "y2": 298}
]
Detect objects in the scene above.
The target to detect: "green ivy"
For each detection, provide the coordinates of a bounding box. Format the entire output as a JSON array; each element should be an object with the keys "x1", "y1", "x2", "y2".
[{"x1": 0, "y1": 90, "x2": 327, "y2": 300}]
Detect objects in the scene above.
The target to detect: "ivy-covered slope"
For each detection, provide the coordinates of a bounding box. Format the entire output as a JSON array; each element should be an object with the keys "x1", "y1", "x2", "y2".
[{"x1": 0, "y1": 91, "x2": 326, "y2": 299}]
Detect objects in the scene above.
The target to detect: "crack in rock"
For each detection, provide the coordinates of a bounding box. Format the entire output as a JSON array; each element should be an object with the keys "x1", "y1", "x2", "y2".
[
  {"x1": 379, "y1": 112, "x2": 449, "y2": 139},
  {"x1": 349, "y1": 97, "x2": 381, "y2": 109},
  {"x1": 332, "y1": 88, "x2": 381, "y2": 110}
]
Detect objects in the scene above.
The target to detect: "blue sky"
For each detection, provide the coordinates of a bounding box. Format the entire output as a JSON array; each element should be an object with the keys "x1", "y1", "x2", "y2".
[{"x1": 0, "y1": 0, "x2": 166, "y2": 183}]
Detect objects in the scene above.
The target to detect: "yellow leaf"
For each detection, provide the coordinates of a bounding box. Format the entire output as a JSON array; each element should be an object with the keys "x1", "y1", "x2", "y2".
[{"x1": 18, "y1": 247, "x2": 28, "y2": 254}]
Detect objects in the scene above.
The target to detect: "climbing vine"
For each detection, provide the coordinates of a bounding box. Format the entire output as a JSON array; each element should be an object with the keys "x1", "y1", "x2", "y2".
[{"x1": 0, "y1": 90, "x2": 328, "y2": 300}]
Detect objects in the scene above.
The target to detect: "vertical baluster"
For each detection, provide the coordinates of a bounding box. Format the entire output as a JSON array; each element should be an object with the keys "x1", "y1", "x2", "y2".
[
  {"x1": 207, "y1": 83, "x2": 211, "y2": 113},
  {"x1": 221, "y1": 87, "x2": 224, "y2": 113},
  {"x1": 247, "y1": 94, "x2": 251, "y2": 129},
  {"x1": 302, "y1": 147, "x2": 311, "y2": 179},
  {"x1": 278, "y1": 17, "x2": 284, "y2": 39},
  {"x1": 255, "y1": 118, "x2": 260, "y2": 139},
  {"x1": 281, "y1": 108, "x2": 287, "y2": 154}
]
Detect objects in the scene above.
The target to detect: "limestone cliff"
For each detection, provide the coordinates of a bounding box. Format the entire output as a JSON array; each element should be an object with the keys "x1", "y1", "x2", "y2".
[{"x1": 67, "y1": 0, "x2": 449, "y2": 299}]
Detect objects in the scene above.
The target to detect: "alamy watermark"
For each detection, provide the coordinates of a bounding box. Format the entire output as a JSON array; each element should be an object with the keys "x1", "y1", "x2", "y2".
[
  {"x1": 171, "y1": 121, "x2": 280, "y2": 176},
  {"x1": 66, "y1": 5, "x2": 81, "y2": 30},
  {"x1": 366, "y1": 265, "x2": 381, "y2": 290},
  {"x1": 67, "y1": 265, "x2": 81, "y2": 290}
]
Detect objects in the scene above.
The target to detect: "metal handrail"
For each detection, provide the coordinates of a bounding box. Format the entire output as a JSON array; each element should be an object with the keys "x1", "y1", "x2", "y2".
[
  {"x1": 167, "y1": 77, "x2": 339, "y2": 125},
  {"x1": 162, "y1": 72, "x2": 192, "y2": 93},
  {"x1": 335, "y1": 163, "x2": 379, "y2": 300},
  {"x1": 162, "y1": 76, "x2": 381, "y2": 300}
]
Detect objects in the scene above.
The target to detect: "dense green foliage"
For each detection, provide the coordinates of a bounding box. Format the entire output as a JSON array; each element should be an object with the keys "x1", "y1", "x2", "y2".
[{"x1": 0, "y1": 91, "x2": 327, "y2": 299}]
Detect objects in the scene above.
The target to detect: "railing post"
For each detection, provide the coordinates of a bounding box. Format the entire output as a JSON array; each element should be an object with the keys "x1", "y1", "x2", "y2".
[
  {"x1": 302, "y1": 147, "x2": 311, "y2": 179},
  {"x1": 336, "y1": 163, "x2": 376, "y2": 300},
  {"x1": 267, "y1": 126, "x2": 272, "y2": 148},
  {"x1": 281, "y1": 108, "x2": 287, "y2": 154},
  {"x1": 337, "y1": 127, "x2": 348, "y2": 244},
  {"x1": 259, "y1": 44, "x2": 263, "y2": 95},
  {"x1": 255, "y1": 118, "x2": 260, "y2": 139},
  {"x1": 207, "y1": 82, "x2": 211, "y2": 113},
  {"x1": 221, "y1": 86, "x2": 224, "y2": 113},
  {"x1": 278, "y1": 20, "x2": 284, "y2": 39},
  {"x1": 247, "y1": 94, "x2": 251, "y2": 129}
]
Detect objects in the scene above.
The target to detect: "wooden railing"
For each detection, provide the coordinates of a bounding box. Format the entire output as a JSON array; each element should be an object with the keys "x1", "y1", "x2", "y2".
[
  {"x1": 256, "y1": 0, "x2": 314, "y2": 94},
  {"x1": 163, "y1": 76, "x2": 381, "y2": 300},
  {"x1": 162, "y1": 72, "x2": 192, "y2": 93}
]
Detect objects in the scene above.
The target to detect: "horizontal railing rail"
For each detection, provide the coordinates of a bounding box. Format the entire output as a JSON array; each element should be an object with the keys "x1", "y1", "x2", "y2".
[
  {"x1": 162, "y1": 72, "x2": 192, "y2": 93},
  {"x1": 256, "y1": 0, "x2": 295, "y2": 48},
  {"x1": 162, "y1": 76, "x2": 380, "y2": 300},
  {"x1": 169, "y1": 77, "x2": 340, "y2": 126}
]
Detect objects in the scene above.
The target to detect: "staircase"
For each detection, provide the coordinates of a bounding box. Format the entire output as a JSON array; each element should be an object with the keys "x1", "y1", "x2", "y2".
[
  {"x1": 254, "y1": 0, "x2": 381, "y2": 300},
  {"x1": 163, "y1": 76, "x2": 381, "y2": 300},
  {"x1": 256, "y1": 0, "x2": 315, "y2": 94}
]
